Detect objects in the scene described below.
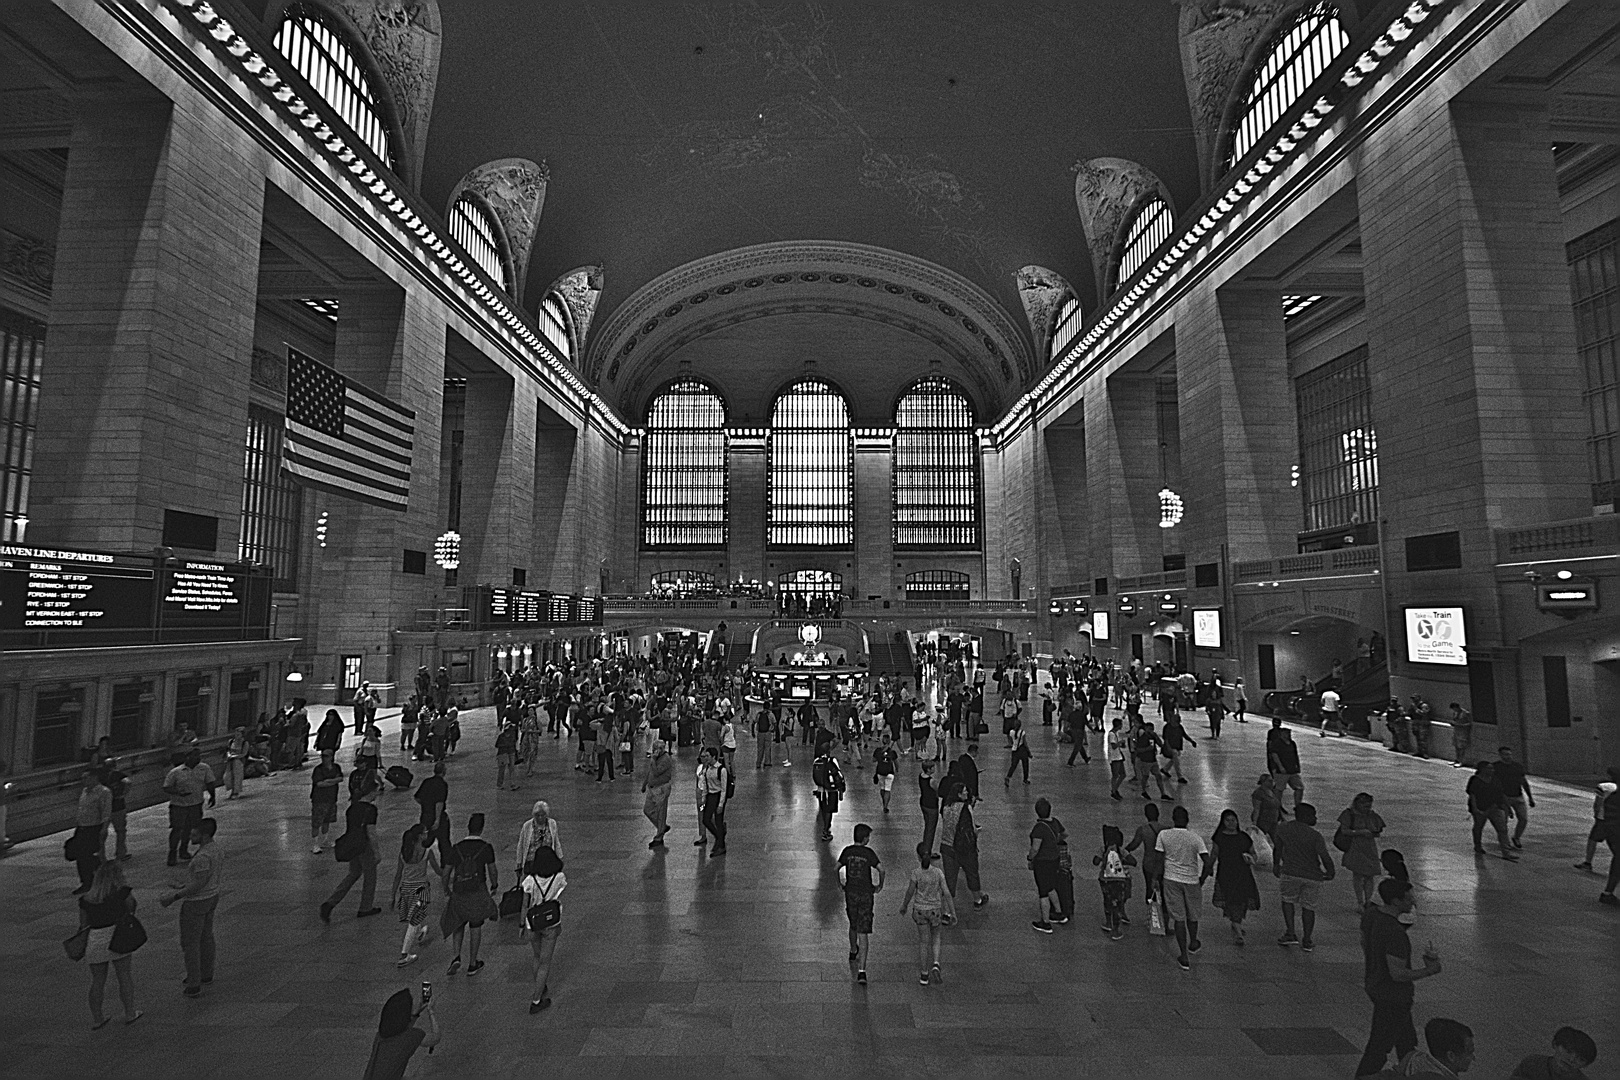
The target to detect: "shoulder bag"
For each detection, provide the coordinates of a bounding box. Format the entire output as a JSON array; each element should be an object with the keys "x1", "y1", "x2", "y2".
[
  {"x1": 63, "y1": 926, "x2": 90, "y2": 962},
  {"x1": 109, "y1": 912, "x2": 148, "y2": 955},
  {"x1": 525, "y1": 878, "x2": 562, "y2": 932}
]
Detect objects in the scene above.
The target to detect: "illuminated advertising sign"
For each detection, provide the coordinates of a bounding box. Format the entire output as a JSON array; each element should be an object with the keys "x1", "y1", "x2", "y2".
[
  {"x1": 1192, "y1": 608, "x2": 1222, "y2": 649},
  {"x1": 1091, "y1": 611, "x2": 1110, "y2": 641},
  {"x1": 1404, "y1": 607, "x2": 1467, "y2": 666}
]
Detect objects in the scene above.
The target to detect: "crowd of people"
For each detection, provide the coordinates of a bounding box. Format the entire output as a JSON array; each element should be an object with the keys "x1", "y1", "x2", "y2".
[{"x1": 52, "y1": 636, "x2": 1616, "y2": 1080}]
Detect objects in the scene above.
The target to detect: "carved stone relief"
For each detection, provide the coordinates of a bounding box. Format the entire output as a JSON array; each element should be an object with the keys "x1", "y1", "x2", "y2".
[
  {"x1": 1072, "y1": 159, "x2": 1171, "y2": 305},
  {"x1": 328, "y1": 0, "x2": 442, "y2": 185},
  {"x1": 548, "y1": 266, "x2": 604, "y2": 353},
  {"x1": 1174, "y1": 0, "x2": 1290, "y2": 193},
  {"x1": 0, "y1": 228, "x2": 54, "y2": 297},
  {"x1": 1014, "y1": 265, "x2": 1074, "y2": 366},
  {"x1": 452, "y1": 158, "x2": 549, "y2": 303}
]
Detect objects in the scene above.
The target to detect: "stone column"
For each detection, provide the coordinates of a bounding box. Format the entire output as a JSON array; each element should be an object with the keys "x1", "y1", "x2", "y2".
[
  {"x1": 1042, "y1": 423, "x2": 1088, "y2": 589},
  {"x1": 1358, "y1": 89, "x2": 1586, "y2": 711},
  {"x1": 30, "y1": 95, "x2": 264, "y2": 553},
  {"x1": 531, "y1": 417, "x2": 577, "y2": 591},
  {"x1": 459, "y1": 372, "x2": 534, "y2": 588},
  {"x1": 1174, "y1": 285, "x2": 1300, "y2": 565},
  {"x1": 1086, "y1": 376, "x2": 1165, "y2": 580}
]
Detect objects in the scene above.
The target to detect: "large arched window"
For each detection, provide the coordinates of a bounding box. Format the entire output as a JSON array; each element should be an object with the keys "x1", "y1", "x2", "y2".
[
  {"x1": 1228, "y1": 3, "x2": 1350, "y2": 168},
  {"x1": 642, "y1": 378, "x2": 727, "y2": 547},
  {"x1": 539, "y1": 292, "x2": 573, "y2": 361},
  {"x1": 1116, "y1": 197, "x2": 1174, "y2": 290},
  {"x1": 273, "y1": 4, "x2": 395, "y2": 168},
  {"x1": 1049, "y1": 296, "x2": 1082, "y2": 362},
  {"x1": 769, "y1": 379, "x2": 852, "y2": 547},
  {"x1": 448, "y1": 196, "x2": 510, "y2": 293},
  {"x1": 893, "y1": 376, "x2": 979, "y2": 548}
]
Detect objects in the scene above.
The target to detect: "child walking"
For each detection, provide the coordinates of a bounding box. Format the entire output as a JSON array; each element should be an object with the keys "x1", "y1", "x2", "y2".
[{"x1": 1094, "y1": 824, "x2": 1136, "y2": 939}]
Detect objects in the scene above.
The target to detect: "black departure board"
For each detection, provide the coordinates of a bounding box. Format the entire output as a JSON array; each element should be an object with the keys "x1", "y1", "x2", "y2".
[
  {"x1": 477, "y1": 586, "x2": 602, "y2": 628},
  {"x1": 0, "y1": 545, "x2": 156, "y2": 631}
]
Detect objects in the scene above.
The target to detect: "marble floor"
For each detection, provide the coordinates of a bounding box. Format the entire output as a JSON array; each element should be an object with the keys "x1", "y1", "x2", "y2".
[{"x1": 1, "y1": 700, "x2": 1615, "y2": 1080}]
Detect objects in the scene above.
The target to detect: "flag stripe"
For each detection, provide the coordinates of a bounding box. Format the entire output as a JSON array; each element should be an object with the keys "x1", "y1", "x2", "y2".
[
  {"x1": 283, "y1": 461, "x2": 410, "y2": 509},
  {"x1": 342, "y1": 409, "x2": 414, "y2": 457},
  {"x1": 285, "y1": 444, "x2": 411, "y2": 500},
  {"x1": 345, "y1": 378, "x2": 416, "y2": 422},
  {"x1": 346, "y1": 395, "x2": 415, "y2": 439},
  {"x1": 286, "y1": 422, "x2": 412, "y2": 481}
]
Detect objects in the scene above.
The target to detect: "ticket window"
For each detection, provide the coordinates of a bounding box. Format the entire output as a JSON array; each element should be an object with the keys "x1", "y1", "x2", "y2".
[
  {"x1": 109, "y1": 682, "x2": 151, "y2": 751},
  {"x1": 174, "y1": 675, "x2": 211, "y2": 738},
  {"x1": 33, "y1": 687, "x2": 85, "y2": 768},
  {"x1": 228, "y1": 669, "x2": 258, "y2": 729}
]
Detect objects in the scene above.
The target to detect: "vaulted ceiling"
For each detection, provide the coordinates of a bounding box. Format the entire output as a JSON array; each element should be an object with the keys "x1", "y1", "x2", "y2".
[{"x1": 417, "y1": 2, "x2": 1202, "y2": 411}]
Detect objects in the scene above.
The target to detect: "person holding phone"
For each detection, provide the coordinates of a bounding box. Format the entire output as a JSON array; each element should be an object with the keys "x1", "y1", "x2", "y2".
[{"x1": 361, "y1": 986, "x2": 439, "y2": 1080}]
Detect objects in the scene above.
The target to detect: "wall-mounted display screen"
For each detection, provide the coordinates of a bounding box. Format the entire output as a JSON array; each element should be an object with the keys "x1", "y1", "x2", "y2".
[
  {"x1": 0, "y1": 545, "x2": 155, "y2": 632},
  {"x1": 1091, "y1": 611, "x2": 1110, "y2": 641},
  {"x1": 1404, "y1": 606, "x2": 1467, "y2": 665},
  {"x1": 1192, "y1": 608, "x2": 1222, "y2": 649}
]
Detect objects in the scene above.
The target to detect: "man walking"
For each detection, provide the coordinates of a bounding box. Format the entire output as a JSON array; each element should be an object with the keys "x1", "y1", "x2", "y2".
[
  {"x1": 1467, "y1": 760, "x2": 1519, "y2": 861},
  {"x1": 1105, "y1": 717, "x2": 1127, "y2": 801},
  {"x1": 415, "y1": 760, "x2": 450, "y2": 858},
  {"x1": 1155, "y1": 805, "x2": 1209, "y2": 971},
  {"x1": 918, "y1": 761, "x2": 940, "y2": 855},
  {"x1": 162, "y1": 749, "x2": 213, "y2": 866},
  {"x1": 319, "y1": 775, "x2": 383, "y2": 921},
  {"x1": 1267, "y1": 719, "x2": 1305, "y2": 809},
  {"x1": 309, "y1": 748, "x2": 343, "y2": 853},
  {"x1": 813, "y1": 745, "x2": 846, "y2": 842},
  {"x1": 641, "y1": 740, "x2": 674, "y2": 848},
  {"x1": 160, "y1": 817, "x2": 222, "y2": 997},
  {"x1": 1495, "y1": 746, "x2": 1534, "y2": 849},
  {"x1": 1354, "y1": 878, "x2": 1442, "y2": 1078},
  {"x1": 443, "y1": 813, "x2": 498, "y2": 977},
  {"x1": 1449, "y1": 703, "x2": 1473, "y2": 767},
  {"x1": 70, "y1": 769, "x2": 111, "y2": 893},
  {"x1": 1273, "y1": 802, "x2": 1335, "y2": 951},
  {"x1": 99, "y1": 756, "x2": 131, "y2": 861},
  {"x1": 837, "y1": 823, "x2": 884, "y2": 985},
  {"x1": 1319, "y1": 686, "x2": 1343, "y2": 737}
]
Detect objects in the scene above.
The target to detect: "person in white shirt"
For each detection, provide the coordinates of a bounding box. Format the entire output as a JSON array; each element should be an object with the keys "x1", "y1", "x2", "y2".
[
  {"x1": 519, "y1": 847, "x2": 566, "y2": 1012},
  {"x1": 1104, "y1": 718, "x2": 1127, "y2": 801},
  {"x1": 1155, "y1": 804, "x2": 1211, "y2": 971},
  {"x1": 1319, "y1": 688, "x2": 1343, "y2": 737}
]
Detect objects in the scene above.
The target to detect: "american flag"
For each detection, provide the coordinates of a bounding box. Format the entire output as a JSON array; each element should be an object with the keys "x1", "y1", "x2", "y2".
[{"x1": 283, "y1": 349, "x2": 415, "y2": 510}]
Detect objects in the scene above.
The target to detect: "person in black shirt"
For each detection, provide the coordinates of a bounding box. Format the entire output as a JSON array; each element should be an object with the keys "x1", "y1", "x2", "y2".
[
  {"x1": 837, "y1": 823, "x2": 884, "y2": 984},
  {"x1": 1494, "y1": 746, "x2": 1535, "y2": 849},
  {"x1": 918, "y1": 762, "x2": 940, "y2": 855},
  {"x1": 414, "y1": 761, "x2": 451, "y2": 861},
  {"x1": 1467, "y1": 761, "x2": 1518, "y2": 861},
  {"x1": 1267, "y1": 720, "x2": 1305, "y2": 809},
  {"x1": 1355, "y1": 878, "x2": 1441, "y2": 1077}
]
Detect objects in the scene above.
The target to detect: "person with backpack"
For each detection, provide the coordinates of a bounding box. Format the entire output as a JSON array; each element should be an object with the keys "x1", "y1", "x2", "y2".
[
  {"x1": 1004, "y1": 722, "x2": 1031, "y2": 787},
  {"x1": 872, "y1": 733, "x2": 899, "y2": 812},
  {"x1": 1094, "y1": 824, "x2": 1136, "y2": 939},
  {"x1": 319, "y1": 773, "x2": 382, "y2": 922},
  {"x1": 441, "y1": 813, "x2": 498, "y2": 977},
  {"x1": 519, "y1": 846, "x2": 566, "y2": 1012},
  {"x1": 813, "y1": 747, "x2": 846, "y2": 842},
  {"x1": 694, "y1": 747, "x2": 729, "y2": 856},
  {"x1": 1027, "y1": 797, "x2": 1067, "y2": 933},
  {"x1": 1133, "y1": 721, "x2": 1173, "y2": 801},
  {"x1": 837, "y1": 823, "x2": 884, "y2": 985}
]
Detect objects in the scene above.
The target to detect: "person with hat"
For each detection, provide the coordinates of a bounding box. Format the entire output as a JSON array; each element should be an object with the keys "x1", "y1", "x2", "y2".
[{"x1": 519, "y1": 847, "x2": 567, "y2": 1012}]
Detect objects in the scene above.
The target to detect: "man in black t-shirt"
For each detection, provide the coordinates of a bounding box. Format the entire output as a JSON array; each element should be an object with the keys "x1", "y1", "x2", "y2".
[
  {"x1": 443, "y1": 813, "x2": 498, "y2": 977},
  {"x1": 1267, "y1": 720, "x2": 1304, "y2": 808},
  {"x1": 1467, "y1": 761, "x2": 1518, "y2": 860},
  {"x1": 415, "y1": 761, "x2": 450, "y2": 857},
  {"x1": 1356, "y1": 878, "x2": 1441, "y2": 1077},
  {"x1": 1495, "y1": 747, "x2": 1535, "y2": 849},
  {"x1": 319, "y1": 779, "x2": 381, "y2": 920},
  {"x1": 837, "y1": 823, "x2": 884, "y2": 984}
]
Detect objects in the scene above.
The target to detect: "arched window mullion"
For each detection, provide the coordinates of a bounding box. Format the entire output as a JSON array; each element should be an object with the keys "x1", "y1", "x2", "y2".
[
  {"x1": 893, "y1": 375, "x2": 979, "y2": 549},
  {"x1": 769, "y1": 379, "x2": 852, "y2": 547},
  {"x1": 642, "y1": 378, "x2": 727, "y2": 547},
  {"x1": 274, "y1": 4, "x2": 396, "y2": 169},
  {"x1": 1227, "y1": 3, "x2": 1350, "y2": 170}
]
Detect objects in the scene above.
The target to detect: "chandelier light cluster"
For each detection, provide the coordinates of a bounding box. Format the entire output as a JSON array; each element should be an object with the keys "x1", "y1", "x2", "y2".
[
  {"x1": 433, "y1": 530, "x2": 461, "y2": 571},
  {"x1": 315, "y1": 510, "x2": 329, "y2": 548},
  {"x1": 1159, "y1": 488, "x2": 1184, "y2": 529}
]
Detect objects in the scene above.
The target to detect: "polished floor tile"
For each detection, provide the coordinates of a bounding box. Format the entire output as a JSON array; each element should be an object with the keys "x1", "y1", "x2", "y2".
[{"x1": 1, "y1": 701, "x2": 1615, "y2": 1079}]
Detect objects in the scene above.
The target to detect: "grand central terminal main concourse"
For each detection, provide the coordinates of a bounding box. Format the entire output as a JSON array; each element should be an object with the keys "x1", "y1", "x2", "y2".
[{"x1": 1, "y1": 1, "x2": 1617, "y2": 1077}]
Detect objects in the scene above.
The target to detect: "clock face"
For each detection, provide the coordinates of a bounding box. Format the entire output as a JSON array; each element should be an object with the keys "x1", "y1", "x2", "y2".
[{"x1": 799, "y1": 622, "x2": 822, "y2": 647}]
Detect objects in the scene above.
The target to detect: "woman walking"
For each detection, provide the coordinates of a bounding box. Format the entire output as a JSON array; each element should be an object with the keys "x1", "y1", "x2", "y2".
[
  {"x1": 1210, "y1": 809, "x2": 1260, "y2": 945},
  {"x1": 519, "y1": 847, "x2": 566, "y2": 1012},
  {"x1": 78, "y1": 861, "x2": 142, "y2": 1028},
  {"x1": 1250, "y1": 774, "x2": 1286, "y2": 840},
  {"x1": 515, "y1": 801, "x2": 563, "y2": 873},
  {"x1": 642, "y1": 741, "x2": 674, "y2": 847},
  {"x1": 1335, "y1": 792, "x2": 1386, "y2": 908},
  {"x1": 225, "y1": 727, "x2": 248, "y2": 799},
  {"x1": 897, "y1": 842, "x2": 955, "y2": 985},
  {"x1": 390, "y1": 823, "x2": 440, "y2": 967}
]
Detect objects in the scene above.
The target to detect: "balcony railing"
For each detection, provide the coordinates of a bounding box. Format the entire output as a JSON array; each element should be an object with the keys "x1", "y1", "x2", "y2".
[
  {"x1": 598, "y1": 597, "x2": 1032, "y2": 615},
  {"x1": 411, "y1": 608, "x2": 473, "y2": 631},
  {"x1": 1116, "y1": 570, "x2": 1188, "y2": 592},
  {"x1": 1233, "y1": 547, "x2": 1381, "y2": 583},
  {"x1": 1497, "y1": 515, "x2": 1620, "y2": 562}
]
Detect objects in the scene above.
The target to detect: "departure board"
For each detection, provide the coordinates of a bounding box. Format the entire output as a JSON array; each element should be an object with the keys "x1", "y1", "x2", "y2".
[
  {"x1": 477, "y1": 586, "x2": 602, "y2": 628},
  {"x1": 0, "y1": 545, "x2": 156, "y2": 631}
]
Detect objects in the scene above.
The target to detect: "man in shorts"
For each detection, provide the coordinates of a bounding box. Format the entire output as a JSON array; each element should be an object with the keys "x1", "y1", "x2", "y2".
[
  {"x1": 442, "y1": 813, "x2": 498, "y2": 977},
  {"x1": 1267, "y1": 719, "x2": 1305, "y2": 808},
  {"x1": 837, "y1": 823, "x2": 884, "y2": 984},
  {"x1": 1272, "y1": 802, "x2": 1335, "y2": 950},
  {"x1": 309, "y1": 748, "x2": 343, "y2": 853},
  {"x1": 1155, "y1": 804, "x2": 1210, "y2": 971}
]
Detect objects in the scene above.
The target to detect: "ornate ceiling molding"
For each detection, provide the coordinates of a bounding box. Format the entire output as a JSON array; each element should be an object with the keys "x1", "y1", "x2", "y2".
[
  {"x1": 1174, "y1": 0, "x2": 1291, "y2": 194},
  {"x1": 449, "y1": 157, "x2": 548, "y2": 304},
  {"x1": 1073, "y1": 158, "x2": 1173, "y2": 306},
  {"x1": 586, "y1": 240, "x2": 1034, "y2": 413},
  {"x1": 546, "y1": 264, "x2": 604, "y2": 353},
  {"x1": 1015, "y1": 265, "x2": 1074, "y2": 366}
]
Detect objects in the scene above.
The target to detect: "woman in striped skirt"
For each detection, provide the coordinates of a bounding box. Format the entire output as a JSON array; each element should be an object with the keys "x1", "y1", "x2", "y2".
[{"x1": 390, "y1": 824, "x2": 440, "y2": 967}]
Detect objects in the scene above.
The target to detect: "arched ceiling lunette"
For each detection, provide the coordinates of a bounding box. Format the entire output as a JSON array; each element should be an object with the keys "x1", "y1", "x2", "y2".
[{"x1": 586, "y1": 240, "x2": 1034, "y2": 418}]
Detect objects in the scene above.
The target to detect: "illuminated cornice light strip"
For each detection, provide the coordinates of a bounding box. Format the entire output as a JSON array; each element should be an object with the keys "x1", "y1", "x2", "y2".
[
  {"x1": 163, "y1": 0, "x2": 627, "y2": 436},
  {"x1": 996, "y1": 0, "x2": 1453, "y2": 441}
]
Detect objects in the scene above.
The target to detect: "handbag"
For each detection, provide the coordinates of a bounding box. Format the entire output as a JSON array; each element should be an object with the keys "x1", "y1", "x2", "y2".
[
  {"x1": 63, "y1": 927, "x2": 90, "y2": 962},
  {"x1": 1332, "y1": 825, "x2": 1352, "y2": 853},
  {"x1": 109, "y1": 913, "x2": 148, "y2": 955},
  {"x1": 524, "y1": 878, "x2": 561, "y2": 931},
  {"x1": 1248, "y1": 828, "x2": 1274, "y2": 872},
  {"x1": 499, "y1": 885, "x2": 524, "y2": 919},
  {"x1": 333, "y1": 830, "x2": 363, "y2": 863}
]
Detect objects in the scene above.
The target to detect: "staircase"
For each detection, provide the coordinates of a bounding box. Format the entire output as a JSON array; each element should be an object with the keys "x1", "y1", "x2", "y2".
[{"x1": 865, "y1": 632, "x2": 915, "y2": 678}]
